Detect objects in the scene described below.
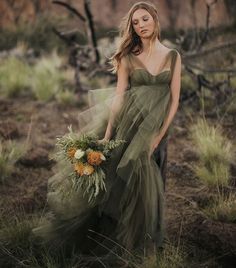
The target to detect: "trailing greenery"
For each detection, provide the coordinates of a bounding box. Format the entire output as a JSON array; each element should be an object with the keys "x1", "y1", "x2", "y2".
[{"x1": 69, "y1": 167, "x2": 107, "y2": 202}]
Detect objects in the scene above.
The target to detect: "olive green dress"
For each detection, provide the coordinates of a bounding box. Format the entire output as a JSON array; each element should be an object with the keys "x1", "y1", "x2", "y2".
[{"x1": 32, "y1": 49, "x2": 179, "y2": 258}]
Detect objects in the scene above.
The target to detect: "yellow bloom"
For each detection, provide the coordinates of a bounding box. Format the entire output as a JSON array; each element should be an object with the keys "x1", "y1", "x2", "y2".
[
  {"x1": 83, "y1": 164, "x2": 94, "y2": 175},
  {"x1": 74, "y1": 162, "x2": 84, "y2": 176}
]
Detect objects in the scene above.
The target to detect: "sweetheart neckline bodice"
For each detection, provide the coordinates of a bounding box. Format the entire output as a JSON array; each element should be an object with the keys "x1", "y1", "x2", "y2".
[{"x1": 129, "y1": 68, "x2": 171, "y2": 79}]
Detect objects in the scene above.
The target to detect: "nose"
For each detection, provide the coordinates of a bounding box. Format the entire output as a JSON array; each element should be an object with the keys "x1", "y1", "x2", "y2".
[{"x1": 139, "y1": 21, "x2": 145, "y2": 28}]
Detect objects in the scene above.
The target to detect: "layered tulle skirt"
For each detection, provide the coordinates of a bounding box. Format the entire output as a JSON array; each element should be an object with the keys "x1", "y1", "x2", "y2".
[{"x1": 32, "y1": 84, "x2": 172, "y2": 254}]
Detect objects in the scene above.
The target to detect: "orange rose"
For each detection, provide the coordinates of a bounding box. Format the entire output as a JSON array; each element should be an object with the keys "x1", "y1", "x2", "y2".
[{"x1": 87, "y1": 151, "x2": 103, "y2": 166}]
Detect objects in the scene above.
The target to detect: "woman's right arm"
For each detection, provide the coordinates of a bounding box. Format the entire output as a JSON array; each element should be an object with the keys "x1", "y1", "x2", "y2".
[{"x1": 103, "y1": 56, "x2": 130, "y2": 140}]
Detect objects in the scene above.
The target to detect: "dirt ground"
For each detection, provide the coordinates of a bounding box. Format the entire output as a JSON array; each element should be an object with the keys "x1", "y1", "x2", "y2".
[{"x1": 0, "y1": 94, "x2": 236, "y2": 267}]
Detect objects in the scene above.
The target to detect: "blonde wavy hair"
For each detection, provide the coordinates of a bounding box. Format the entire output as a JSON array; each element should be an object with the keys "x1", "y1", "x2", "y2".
[{"x1": 109, "y1": 1, "x2": 161, "y2": 73}]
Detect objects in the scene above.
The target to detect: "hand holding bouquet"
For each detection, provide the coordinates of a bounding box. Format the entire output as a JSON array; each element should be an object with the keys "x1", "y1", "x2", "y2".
[{"x1": 54, "y1": 126, "x2": 126, "y2": 203}]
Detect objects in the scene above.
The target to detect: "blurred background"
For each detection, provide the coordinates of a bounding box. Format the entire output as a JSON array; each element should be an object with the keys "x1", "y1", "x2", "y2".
[{"x1": 0, "y1": 1, "x2": 236, "y2": 267}]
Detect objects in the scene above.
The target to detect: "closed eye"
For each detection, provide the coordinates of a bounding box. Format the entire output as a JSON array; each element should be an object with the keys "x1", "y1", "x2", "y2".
[{"x1": 132, "y1": 16, "x2": 149, "y2": 25}]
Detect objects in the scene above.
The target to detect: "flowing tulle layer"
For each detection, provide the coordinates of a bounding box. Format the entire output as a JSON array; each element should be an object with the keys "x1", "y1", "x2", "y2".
[
  {"x1": 32, "y1": 83, "x2": 172, "y2": 252},
  {"x1": 97, "y1": 85, "x2": 171, "y2": 248}
]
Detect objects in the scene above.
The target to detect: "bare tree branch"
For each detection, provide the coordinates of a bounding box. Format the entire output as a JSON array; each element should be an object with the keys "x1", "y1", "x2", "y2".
[
  {"x1": 185, "y1": 63, "x2": 236, "y2": 74},
  {"x1": 51, "y1": 0, "x2": 102, "y2": 95},
  {"x1": 52, "y1": 0, "x2": 86, "y2": 22},
  {"x1": 196, "y1": 0, "x2": 218, "y2": 51},
  {"x1": 183, "y1": 39, "x2": 236, "y2": 59},
  {"x1": 84, "y1": 0, "x2": 100, "y2": 63}
]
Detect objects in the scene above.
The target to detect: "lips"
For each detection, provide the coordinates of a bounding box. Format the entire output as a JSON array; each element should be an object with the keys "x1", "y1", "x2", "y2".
[{"x1": 141, "y1": 29, "x2": 148, "y2": 34}]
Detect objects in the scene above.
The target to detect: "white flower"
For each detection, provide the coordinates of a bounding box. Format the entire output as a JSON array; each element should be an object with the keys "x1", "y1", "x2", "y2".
[
  {"x1": 100, "y1": 153, "x2": 106, "y2": 161},
  {"x1": 74, "y1": 149, "x2": 85, "y2": 160}
]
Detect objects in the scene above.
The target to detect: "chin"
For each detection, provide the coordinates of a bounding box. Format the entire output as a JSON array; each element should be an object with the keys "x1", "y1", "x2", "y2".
[{"x1": 141, "y1": 32, "x2": 153, "y2": 39}]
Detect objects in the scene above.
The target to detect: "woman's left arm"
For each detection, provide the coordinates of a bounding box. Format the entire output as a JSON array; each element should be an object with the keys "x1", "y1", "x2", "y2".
[{"x1": 151, "y1": 51, "x2": 182, "y2": 152}]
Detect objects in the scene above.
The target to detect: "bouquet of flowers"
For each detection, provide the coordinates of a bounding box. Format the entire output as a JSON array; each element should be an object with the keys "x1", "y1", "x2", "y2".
[{"x1": 54, "y1": 126, "x2": 126, "y2": 203}]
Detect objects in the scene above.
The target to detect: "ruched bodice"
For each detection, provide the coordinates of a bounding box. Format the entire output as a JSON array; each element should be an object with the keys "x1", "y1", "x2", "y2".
[
  {"x1": 130, "y1": 69, "x2": 171, "y2": 86},
  {"x1": 130, "y1": 69, "x2": 170, "y2": 86}
]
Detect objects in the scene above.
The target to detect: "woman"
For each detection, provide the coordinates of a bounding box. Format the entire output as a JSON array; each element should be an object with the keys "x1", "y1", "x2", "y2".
[
  {"x1": 32, "y1": 0, "x2": 181, "y2": 263},
  {"x1": 97, "y1": 0, "x2": 181, "y2": 250},
  {"x1": 99, "y1": 2, "x2": 181, "y2": 191}
]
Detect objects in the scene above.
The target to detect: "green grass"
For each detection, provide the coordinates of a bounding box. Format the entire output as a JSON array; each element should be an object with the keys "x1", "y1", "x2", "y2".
[
  {"x1": 189, "y1": 118, "x2": 236, "y2": 223},
  {"x1": 31, "y1": 51, "x2": 67, "y2": 101},
  {"x1": 0, "y1": 57, "x2": 31, "y2": 97},
  {"x1": 193, "y1": 161, "x2": 231, "y2": 187},
  {"x1": 0, "y1": 139, "x2": 28, "y2": 182},
  {"x1": 55, "y1": 89, "x2": 77, "y2": 106},
  {"x1": 203, "y1": 192, "x2": 236, "y2": 222},
  {"x1": 181, "y1": 72, "x2": 196, "y2": 94},
  {"x1": 0, "y1": 208, "x2": 85, "y2": 268},
  {"x1": 189, "y1": 118, "x2": 233, "y2": 187},
  {"x1": 137, "y1": 241, "x2": 188, "y2": 268},
  {"x1": 0, "y1": 205, "x2": 209, "y2": 268},
  {"x1": 0, "y1": 212, "x2": 38, "y2": 249},
  {"x1": 80, "y1": 73, "x2": 111, "y2": 90},
  {"x1": 0, "y1": 51, "x2": 74, "y2": 102}
]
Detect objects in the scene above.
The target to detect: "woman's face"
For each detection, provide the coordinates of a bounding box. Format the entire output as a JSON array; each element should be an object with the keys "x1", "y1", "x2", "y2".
[{"x1": 131, "y1": 8, "x2": 155, "y2": 39}]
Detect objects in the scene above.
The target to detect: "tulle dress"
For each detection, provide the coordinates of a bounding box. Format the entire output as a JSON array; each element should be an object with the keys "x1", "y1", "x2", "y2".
[{"x1": 32, "y1": 49, "x2": 179, "y2": 259}]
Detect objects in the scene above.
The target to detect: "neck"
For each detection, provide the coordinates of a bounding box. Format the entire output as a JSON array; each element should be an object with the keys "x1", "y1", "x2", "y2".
[{"x1": 141, "y1": 37, "x2": 161, "y2": 53}]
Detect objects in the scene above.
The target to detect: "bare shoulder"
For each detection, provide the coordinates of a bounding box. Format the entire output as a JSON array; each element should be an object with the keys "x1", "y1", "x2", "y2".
[
  {"x1": 117, "y1": 55, "x2": 130, "y2": 79},
  {"x1": 161, "y1": 44, "x2": 180, "y2": 55},
  {"x1": 158, "y1": 45, "x2": 180, "y2": 60}
]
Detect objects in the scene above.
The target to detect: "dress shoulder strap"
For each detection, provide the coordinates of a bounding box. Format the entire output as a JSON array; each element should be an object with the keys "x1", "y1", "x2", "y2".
[
  {"x1": 170, "y1": 49, "x2": 179, "y2": 79},
  {"x1": 125, "y1": 53, "x2": 136, "y2": 73}
]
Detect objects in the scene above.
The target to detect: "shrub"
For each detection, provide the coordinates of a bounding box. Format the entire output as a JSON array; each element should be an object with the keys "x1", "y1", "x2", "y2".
[
  {"x1": 140, "y1": 241, "x2": 188, "y2": 268},
  {"x1": 189, "y1": 118, "x2": 233, "y2": 187},
  {"x1": 0, "y1": 57, "x2": 31, "y2": 97},
  {"x1": 0, "y1": 139, "x2": 28, "y2": 182},
  {"x1": 55, "y1": 89, "x2": 77, "y2": 106},
  {"x1": 203, "y1": 192, "x2": 236, "y2": 222},
  {"x1": 31, "y1": 51, "x2": 65, "y2": 101}
]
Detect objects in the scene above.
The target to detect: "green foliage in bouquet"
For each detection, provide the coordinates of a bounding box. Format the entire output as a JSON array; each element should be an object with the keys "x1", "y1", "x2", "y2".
[{"x1": 54, "y1": 126, "x2": 126, "y2": 203}]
